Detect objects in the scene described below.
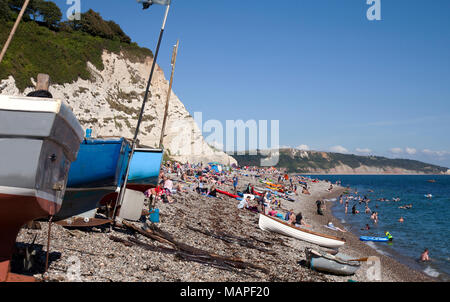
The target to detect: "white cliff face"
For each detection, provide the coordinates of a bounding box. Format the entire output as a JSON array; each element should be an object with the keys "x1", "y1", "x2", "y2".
[{"x1": 0, "y1": 51, "x2": 236, "y2": 165}]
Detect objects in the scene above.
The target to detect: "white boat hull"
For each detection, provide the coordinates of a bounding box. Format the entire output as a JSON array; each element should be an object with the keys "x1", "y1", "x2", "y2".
[{"x1": 258, "y1": 214, "x2": 345, "y2": 249}]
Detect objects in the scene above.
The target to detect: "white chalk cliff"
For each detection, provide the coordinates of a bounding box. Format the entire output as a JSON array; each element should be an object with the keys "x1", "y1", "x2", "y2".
[{"x1": 0, "y1": 51, "x2": 237, "y2": 165}]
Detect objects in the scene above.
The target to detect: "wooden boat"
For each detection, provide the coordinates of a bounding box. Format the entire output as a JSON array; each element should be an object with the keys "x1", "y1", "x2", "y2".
[
  {"x1": 258, "y1": 214, "x2": 346, "y2": 248},
  {"x1": 305, "y1": 248, "x2": 360, "y2": 276},
  {"x1": 0, "y1": 95, "x2": 83, "y2": 281},
  {"x1": 54, "y1": 137, "x2": 131, "y2": 221}
]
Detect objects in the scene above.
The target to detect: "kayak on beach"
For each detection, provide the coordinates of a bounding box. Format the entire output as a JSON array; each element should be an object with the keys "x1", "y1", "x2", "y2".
[
  {"x1": 216, "y1": 189, "x2": 238, "y2": 199},
  {"x1": 359, "y1": 236, "x2": 390, "y2": 242}
]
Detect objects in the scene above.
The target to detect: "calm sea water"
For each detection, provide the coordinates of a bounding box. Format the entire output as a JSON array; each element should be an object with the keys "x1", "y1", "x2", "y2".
[{"x1": 304, "y1": 175, "x2": 450, "y2": 281}]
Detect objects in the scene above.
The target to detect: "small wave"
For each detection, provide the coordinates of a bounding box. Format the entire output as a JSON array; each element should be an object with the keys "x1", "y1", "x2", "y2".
[
  {"x1": 424, "y1": 266, "x2": 440, "y2": 278},
  {"x1": 365, "y1": 242, "x2": 388, "y2": 256}
]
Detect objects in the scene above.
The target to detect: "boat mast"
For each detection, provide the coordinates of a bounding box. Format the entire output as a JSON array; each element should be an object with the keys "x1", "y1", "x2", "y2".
[
  {"x1": 0, "y1": 0, "x2": 31, "y2": 64},
  {"x1": 112, "y1": 3, "x2": 171, "y2": 220},
  {"x1": 159, "y1": 39, "x2": 179, "y2": 149}
]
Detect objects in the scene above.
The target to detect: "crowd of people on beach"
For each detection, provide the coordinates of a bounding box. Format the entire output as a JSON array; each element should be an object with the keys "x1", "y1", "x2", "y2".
[
  {"x1": 143, "y1": 161, "x2": 328, "y2": 231},
  {"x1": 145, "y1": 161, "x2": 433, "y2": 264}
]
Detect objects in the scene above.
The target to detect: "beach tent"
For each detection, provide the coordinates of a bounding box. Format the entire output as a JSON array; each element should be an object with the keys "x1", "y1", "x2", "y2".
[{"x1": 208, "y1": 162, "x2": 223, "y2": 173}]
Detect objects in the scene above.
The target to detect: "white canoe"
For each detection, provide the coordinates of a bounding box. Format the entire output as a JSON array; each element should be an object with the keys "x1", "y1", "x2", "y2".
[{"x1": 258, "y1": 214, "x2": 346, "y2": 249}]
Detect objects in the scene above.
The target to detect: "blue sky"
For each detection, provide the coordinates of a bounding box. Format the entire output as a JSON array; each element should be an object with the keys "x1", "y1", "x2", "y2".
[{"x1": 56, "y1": 0, "x2": 450, "y2": 168}]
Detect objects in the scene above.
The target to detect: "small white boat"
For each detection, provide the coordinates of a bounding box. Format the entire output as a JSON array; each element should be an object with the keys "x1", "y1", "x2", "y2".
[
  {"x1": 425, "y1": 194, "x2": 433, "y2": 199},
  {"x1": 258, "y1": 214, "x2": 346, "y2": 249}
]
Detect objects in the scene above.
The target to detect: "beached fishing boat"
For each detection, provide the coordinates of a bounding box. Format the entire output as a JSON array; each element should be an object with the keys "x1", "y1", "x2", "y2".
[
  {"x1": 127, "y1": 148, "x2": 163, "y2": 192},
  {"x1": 258, "y1": 214, "x2": 346, "y2": 249},
  {"x1": 54, "y1": 137, "x2": 131, "y2": 221},
  {"x1": 305, "y1": 248, "x2": 360, "y2": 276},
  {"x1": 0, "y1": 94, "x2": 83, "y2": 281}
]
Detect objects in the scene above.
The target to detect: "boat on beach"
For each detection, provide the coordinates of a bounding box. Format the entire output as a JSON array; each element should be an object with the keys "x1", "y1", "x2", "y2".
[
  {"x1": 104, "y1": 147, "x2": 164, "y2": 222},
  {"x1": 0, "y1": 94, "x2": 83, "y2": 281},
  {"x1": 258, "y1": 214, "x2": 346, "y2": 249},
  {"x1": 54, "y1": 142, "x2": 163, "y2": 223},
  {"x1": 126, "y1": 148, "x2": 163, "y2": 192},
  {"x1": 305, "y1": 248, "x2": 361, "y2": 276},
  {"x1": 54, "y1": 137, "x2": 131, "y2": 222}
]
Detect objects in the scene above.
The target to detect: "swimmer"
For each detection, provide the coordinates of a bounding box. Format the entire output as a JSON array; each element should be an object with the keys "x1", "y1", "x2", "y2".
[
  {"x1": 361, "y1": 224, "x2": 370, "y2": 231},
  {"x1": 420, "y1": 249, "x2": 430, "y2": 262}
]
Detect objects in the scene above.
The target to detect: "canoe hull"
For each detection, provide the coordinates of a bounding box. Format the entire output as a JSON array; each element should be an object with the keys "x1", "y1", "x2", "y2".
[{"x1": 258, "y1": 214, "x2": 345, "y2": 249}]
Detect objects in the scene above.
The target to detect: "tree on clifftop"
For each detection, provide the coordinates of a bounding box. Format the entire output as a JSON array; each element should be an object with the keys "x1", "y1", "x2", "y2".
[
  {"x1": 106, "y1": 20, "x2": 131, "y2": 44},
  {"x1": 34, "y1": 0, "x2": 61, "y2": 28},
  {"x1": 67, "y1": 9, "x2": 132, "y2": 44},
  {"x1": 6, "y1": 0, "x2": 62, "y2": 27},
  {"x1": 0, "y1": 0, "x2": 12, "y2": 20}
]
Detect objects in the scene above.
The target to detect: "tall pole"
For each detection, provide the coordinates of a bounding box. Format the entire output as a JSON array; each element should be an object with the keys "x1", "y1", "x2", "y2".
[
  {"x1": 0, "y1": 0, "x2": 31, "y2": 64},
  {"x1": 159, "y1": 40, "x2": 179, "y2": 149},
  {"x1": 112, "y1": 4, "x2": 171, "y2": 221}
]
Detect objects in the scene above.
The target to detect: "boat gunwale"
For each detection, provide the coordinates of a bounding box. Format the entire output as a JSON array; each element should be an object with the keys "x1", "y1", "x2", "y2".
[
  {"x1": 261, "y1": 214, "x2": 346, "y2": 243},
  {"x1": 0, "y1": 95, "x2": 84, "y2": 143}
]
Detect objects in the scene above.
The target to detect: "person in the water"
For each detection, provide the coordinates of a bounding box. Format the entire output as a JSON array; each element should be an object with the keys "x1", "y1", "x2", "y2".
[
  {"x1": 361, "y1": 224, "x2": 370, "y2": 230},
  {"x1": 420, "y1": 249, "x2": 430, "y2": 262},
  {"x1": 385, "y1": 231, "x2": 393, "y2": 241}
]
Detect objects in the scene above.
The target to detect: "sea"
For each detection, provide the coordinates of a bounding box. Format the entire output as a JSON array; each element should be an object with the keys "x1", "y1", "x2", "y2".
[{"x1": 303, "y1": 174, "x2": 450, "y2": 281}]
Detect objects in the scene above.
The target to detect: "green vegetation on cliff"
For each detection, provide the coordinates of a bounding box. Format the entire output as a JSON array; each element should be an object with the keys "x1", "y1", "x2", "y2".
[
  {"x1": 233, "y1": 149, "x2": 448, "y2": 174},
  {"x1": 0, "y1": 0, "x2": 152, "y2": 90}
]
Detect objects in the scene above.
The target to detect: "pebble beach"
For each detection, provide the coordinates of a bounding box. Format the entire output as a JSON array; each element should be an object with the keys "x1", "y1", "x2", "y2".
[{"x1": 13, "y1": 171, "x2": 435, "y2": 282}]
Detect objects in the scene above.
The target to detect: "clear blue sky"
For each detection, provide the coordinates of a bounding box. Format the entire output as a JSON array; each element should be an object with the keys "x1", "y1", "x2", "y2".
[{"x1": 56, "y1": 0, "x2": 450, "y2": 168}]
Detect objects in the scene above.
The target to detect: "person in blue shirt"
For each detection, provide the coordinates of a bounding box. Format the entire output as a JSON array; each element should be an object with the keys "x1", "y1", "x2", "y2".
[{"x1": 232, "y1": 175, "x2": 238, "y2": 194}]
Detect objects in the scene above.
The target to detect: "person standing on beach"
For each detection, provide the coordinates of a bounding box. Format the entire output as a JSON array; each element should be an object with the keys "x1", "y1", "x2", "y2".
[
  {"x1": 316, "y1": 200, "x2": 324, "y2": 215},
  {"x1": 232, "y1": 175, "x2": 238, "y2": 194}
]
